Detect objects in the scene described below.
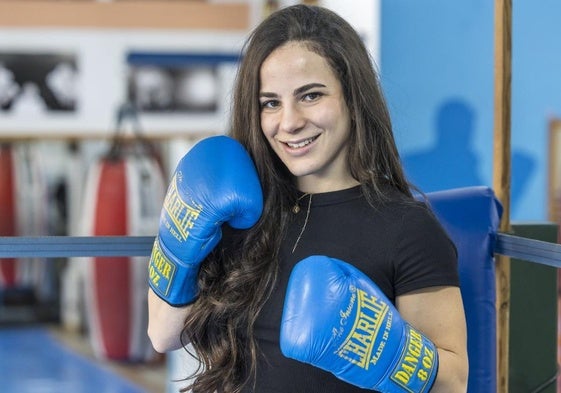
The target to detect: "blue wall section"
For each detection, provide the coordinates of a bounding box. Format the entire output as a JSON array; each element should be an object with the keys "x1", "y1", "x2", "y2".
[{"x1": 381, "y1": 1, "x2": 561, "y2": 220}]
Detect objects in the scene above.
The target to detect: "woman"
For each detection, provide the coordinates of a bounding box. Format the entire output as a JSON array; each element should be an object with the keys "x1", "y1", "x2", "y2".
[{"x1": 148, "y1": 5, "x2": 468, "y2": 393}]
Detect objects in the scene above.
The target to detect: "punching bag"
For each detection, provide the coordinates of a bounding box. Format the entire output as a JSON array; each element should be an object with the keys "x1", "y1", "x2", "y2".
[
  {"x1": 0, "y1": 145, "x2": 17, "y2": 288},
  {"x1": 82, "y1": 151, "x2": 165, "y2": 362},
  {"x1": 0, "y1": 143, "x2": 49, "y2": 297}
]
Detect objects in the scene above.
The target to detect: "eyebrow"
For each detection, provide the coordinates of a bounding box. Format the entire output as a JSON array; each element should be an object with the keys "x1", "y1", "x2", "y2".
[
  {"x1": 259, "y1": 82, "x2": 327, "y2": 99},
  {"x1": 293, "y1": 83, "x2": 326, "y2": 96}
]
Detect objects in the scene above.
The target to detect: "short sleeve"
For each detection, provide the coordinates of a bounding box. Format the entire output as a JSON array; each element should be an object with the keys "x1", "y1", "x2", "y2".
[{"x1": 392, "y1": 203, "x2": 459, "y2": 296}]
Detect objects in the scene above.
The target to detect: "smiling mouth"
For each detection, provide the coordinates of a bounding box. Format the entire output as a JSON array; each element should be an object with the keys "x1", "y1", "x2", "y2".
[{"x1": 285, "y1": 135, "x2": 319, "y2": 149}]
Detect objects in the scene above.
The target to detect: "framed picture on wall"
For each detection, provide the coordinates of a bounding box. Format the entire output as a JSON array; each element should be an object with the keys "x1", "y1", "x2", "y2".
[
  {"x1": 548, "y1": 118, "x2": 561, "y2": 222},
  {"x1": 0, "y1": 1, "x2": 249, "y2": 139},
  {"x1": 124, "y1": 51, "x2": 241, "y2": 135},
  {"x1": 0, "y1": 52, "x2": 78, "y2": 113}
]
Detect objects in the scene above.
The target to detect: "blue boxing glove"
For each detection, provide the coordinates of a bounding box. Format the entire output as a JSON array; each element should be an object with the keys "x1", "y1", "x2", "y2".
[
  {"x1": 280, "y1": 256, "x2": 438, "y2": 393},
  {"x1": 148, "y1": 136, "x2": 262, "y2": 306}
]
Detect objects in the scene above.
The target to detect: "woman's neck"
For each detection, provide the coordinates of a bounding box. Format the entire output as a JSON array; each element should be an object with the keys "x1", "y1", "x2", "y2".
[{"x1": 296, "y1": 176, "x2": 360, "y2": 194}]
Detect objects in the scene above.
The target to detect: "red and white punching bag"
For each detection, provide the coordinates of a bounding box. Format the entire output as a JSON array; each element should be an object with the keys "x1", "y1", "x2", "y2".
[
  {"x1": 0, "y1": 145, "x2": 17, "y2": 288},
  {"x1": 82, "y1": 152, "x2": 165, "y2": 362},
  {"x1": 0, "y1": 143, "x2": 48, "y2": 293}
]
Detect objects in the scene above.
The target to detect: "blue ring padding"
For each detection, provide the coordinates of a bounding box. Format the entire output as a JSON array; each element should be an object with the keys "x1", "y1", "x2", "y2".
[{"x1": 423, "y1": 186, "x2": 500, "y2": 393}]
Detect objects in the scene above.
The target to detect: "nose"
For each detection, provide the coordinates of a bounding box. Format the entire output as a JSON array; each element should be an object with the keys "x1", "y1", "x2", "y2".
[{"x1": 279, "y1": 103, "x2": 305, "y2": 134}]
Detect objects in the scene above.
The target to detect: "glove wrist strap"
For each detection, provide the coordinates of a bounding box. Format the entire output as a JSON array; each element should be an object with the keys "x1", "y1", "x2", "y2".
[
  {"x1": 376, "y1": 323, "x2": 439, "y2": 393},
  {"x1": 148, "y1": 237, "x2": 199, "y2": 307}
]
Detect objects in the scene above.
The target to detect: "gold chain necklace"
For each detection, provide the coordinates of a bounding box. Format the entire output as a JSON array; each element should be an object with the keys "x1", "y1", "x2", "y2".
[
  {"x1": 291, "y1": 193, "x2": 312, "y2": 253},
  {"x1": 292, "y1": 192, "x2": 309, "y2": 213}
]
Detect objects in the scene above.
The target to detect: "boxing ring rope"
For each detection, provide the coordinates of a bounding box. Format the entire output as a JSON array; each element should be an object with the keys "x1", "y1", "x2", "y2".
[
  {"x1": 1, "y1": 234, "x2": 560, "y2": 266},
  {"x1": 0, "y1": 236, "x2": 155, "y2": 258}
]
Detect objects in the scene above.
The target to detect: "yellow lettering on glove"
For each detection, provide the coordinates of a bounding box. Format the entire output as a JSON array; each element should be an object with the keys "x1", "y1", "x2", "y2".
[
  {"x1": 148, "y1": 241, "x2": 176, "y2": 296},
  {"x1": 163, "y1": 175, "x2": 203, "y2": 241},
  {"x1": 337, "y1": 288, "x2": 389, "y2": 370}
]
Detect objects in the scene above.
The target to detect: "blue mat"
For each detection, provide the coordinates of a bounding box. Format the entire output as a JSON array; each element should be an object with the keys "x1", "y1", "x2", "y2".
[{"x1": 0, "y1": 327, "x2": 148, "y2": 393}]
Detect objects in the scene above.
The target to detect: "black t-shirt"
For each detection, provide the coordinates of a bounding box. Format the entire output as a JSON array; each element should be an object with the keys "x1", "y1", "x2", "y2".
[{"x1": 240, "y1": 185, "x2": 459, "y2": 393}]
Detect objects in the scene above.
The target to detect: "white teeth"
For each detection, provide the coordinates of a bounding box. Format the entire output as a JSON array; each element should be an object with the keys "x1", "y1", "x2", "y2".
[{"x1": 286, "y1": 137, "x2": 315, "y2": 148}]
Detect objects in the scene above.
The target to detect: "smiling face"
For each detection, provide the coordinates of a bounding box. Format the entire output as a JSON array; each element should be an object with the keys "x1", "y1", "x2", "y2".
[{"x1": 259, "y1": 41, "x2": 358, "y2": 193}]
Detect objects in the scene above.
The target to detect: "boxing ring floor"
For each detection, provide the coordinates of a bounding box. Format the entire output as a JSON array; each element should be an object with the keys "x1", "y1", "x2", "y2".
[{"x1": 0, "y1": 325, "x2": 166, "y2": 393}]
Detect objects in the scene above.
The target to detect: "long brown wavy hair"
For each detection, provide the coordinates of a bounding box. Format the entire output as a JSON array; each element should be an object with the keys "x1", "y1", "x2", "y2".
[{"x1": 179, "y1": 5, "x2": 413, "y2": 393}]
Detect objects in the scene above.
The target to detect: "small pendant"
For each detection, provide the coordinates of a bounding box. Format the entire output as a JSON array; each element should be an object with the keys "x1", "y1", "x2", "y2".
[{"x1": 292, "y1": 193, "x2": 309, "y2": 214}]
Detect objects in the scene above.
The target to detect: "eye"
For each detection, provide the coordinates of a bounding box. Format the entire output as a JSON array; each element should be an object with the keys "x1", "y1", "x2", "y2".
[
  {"x1": 302, "y1": 92, "x2": 323, "y2": 102},
  {"x1": 260, "y1": 99, "x2": 279, "y2": 110}
]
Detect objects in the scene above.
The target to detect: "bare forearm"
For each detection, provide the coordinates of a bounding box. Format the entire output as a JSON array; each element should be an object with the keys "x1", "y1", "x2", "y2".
[
  {"x1": 147, "y1": 289, "x2": 191, "y2": 353},
  {"x1": 430, "y1": 348, "x2": 468, "y2": 393}
]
